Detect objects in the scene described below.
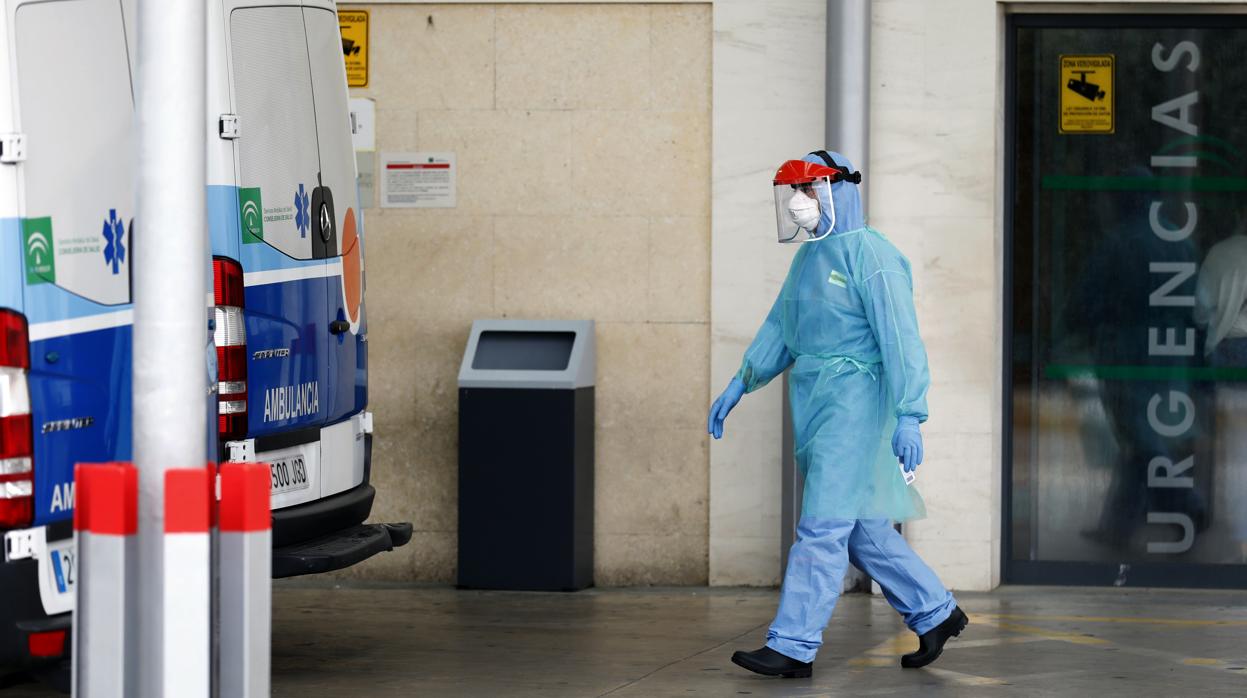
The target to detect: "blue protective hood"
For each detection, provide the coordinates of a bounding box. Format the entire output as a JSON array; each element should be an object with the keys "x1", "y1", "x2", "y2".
[{"x1": 801, "y1": 150, "x2": 864, "y2": 237}]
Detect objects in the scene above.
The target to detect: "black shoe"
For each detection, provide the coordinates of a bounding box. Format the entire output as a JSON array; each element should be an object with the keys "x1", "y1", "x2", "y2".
[
  {"x1": 901, "y1": 607, "x2": 969, "y2": 669},
  {"x1": 730, "y1": 646, "x2": 813, "y2": 678}
]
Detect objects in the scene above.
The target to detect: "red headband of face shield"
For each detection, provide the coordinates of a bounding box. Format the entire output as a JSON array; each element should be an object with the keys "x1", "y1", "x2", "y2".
[{"x1": 771, "y1": 155, "x2": 862, "y2": 188}]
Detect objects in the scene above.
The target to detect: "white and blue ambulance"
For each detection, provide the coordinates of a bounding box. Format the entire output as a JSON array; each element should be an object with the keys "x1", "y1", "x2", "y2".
[{"x1": 0, "y1": 0, "x2": 409, "y2": 678}]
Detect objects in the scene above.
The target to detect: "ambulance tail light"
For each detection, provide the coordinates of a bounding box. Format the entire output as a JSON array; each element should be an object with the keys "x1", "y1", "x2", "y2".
[
  {"x1": 214, "y1": 258, "x2": 248, "y2": 440},
  {"x1": 0, "y1": 309, "x2": 33, "y2": 529},
  {"x1": 27, "y1": 629, "x2": 67, "y2": 658}
]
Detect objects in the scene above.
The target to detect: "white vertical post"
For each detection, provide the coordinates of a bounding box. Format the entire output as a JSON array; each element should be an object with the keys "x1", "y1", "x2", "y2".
[
  {"x1": 72, "y1": 463, "x2": 138, "y2": 698},
  {"x1": 132, "y1": 0, "x2": 208, "y2": 695},
  {"x1": 219, "y1": 462, "x2": 271, "y2": 698},
  {"x1": 162, "y1": 468, "x2": 212, "y2": 698}
]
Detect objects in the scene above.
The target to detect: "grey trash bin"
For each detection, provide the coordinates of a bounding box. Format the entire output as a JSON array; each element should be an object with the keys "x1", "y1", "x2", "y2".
[{"x1": 456, "y1": 319, "x2": 595, "y2": 591}]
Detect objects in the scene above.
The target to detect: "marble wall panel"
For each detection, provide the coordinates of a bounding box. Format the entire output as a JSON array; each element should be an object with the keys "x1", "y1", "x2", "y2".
[
  {"x1": 709, "y1": 0, "x2": 825, "y2": 586},
  {"x1": 341, "y1": 3, "x2": 712, "y2": 585}
]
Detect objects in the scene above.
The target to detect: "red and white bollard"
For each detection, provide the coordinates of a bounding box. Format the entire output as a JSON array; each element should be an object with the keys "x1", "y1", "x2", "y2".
[
  {"x1": 161, "y1": 468, "x2": 212, "y2": 697},
  {"x1": 218, "y1": 461, "x2": 271, "y2": 698},
  {"x1": 72, "y1": 462, "x2": 138, "y2": 698}
]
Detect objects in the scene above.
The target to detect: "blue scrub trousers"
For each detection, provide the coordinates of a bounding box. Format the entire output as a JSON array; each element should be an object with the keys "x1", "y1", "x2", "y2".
[{"x1": 766, "y1": 517, "x2": 958, "y2": 663}]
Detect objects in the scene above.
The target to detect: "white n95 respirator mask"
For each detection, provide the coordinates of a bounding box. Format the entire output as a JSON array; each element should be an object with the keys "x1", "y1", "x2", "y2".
[{"x1": 787, "y1": 189, "x2": 822, "y2": 231}]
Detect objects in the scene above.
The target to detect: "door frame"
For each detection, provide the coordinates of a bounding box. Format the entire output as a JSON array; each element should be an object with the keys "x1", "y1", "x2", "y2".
[{"x1": 1002, "y1": 11, "x2": 1247, "y2": 589}]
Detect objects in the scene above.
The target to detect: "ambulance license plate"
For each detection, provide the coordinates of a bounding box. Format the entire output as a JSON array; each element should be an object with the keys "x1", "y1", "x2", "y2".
[
  {"x1": 270, "y1": 455, "x2": 310, "y2": 495},
  {"x1": 47, "y1": 541, "x2": 75, "y2": 597}
]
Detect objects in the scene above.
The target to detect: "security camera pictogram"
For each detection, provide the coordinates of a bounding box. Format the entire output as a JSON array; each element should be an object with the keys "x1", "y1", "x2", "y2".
[{"x1": 1066, "y1": 71, "x2": 1106, "y2": 102}]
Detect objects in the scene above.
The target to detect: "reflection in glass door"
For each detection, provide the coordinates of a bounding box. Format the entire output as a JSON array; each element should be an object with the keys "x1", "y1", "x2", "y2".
[{"x1": 1006, "y1": 15, "x2": 1247, "y2": 588}]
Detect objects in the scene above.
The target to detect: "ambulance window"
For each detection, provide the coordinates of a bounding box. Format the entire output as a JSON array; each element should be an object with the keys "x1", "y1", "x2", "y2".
[
  {"x1": 15, "y1": 0, "x2": 135, "y2": 306},
  {"x1": 229, "y1": 7, "x2": 321, "y2": 261},
  {"x1": 304, "y1": 7, "x2": 358, "y2": 259}
]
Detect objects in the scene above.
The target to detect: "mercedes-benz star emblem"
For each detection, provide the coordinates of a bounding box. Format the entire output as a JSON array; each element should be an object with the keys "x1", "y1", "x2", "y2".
[{"x1": 319, "y1": 202, "x2": 332, "y2": 242}]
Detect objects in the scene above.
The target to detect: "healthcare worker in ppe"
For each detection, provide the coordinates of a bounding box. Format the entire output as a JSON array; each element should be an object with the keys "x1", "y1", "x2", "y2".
[
  {"x1": 708, "y1": 151, "x2": 966, "y2": 678},
  {"x1": 1195, "y1": 234, "x2": 1247, "y2": 550},
  {"x1": 1196, "y1": 234, "x2": 1247, "y2": 366}
]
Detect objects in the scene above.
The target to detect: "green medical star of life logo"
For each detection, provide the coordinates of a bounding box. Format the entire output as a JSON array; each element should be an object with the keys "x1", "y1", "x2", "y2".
[
  {"x1": 240, "y1": 187, "x2": 264, "y2": 244},
  {"x1": 22, "y1": 217, "x2": 55, "y2": 285}
]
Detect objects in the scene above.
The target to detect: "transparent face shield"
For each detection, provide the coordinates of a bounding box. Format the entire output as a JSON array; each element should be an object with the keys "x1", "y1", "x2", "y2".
[{"x1": 774, "y1": 177, "x2": 834, "y2": 243}]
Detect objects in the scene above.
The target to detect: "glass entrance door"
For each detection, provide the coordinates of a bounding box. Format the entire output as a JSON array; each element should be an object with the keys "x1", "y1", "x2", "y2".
[{"x1": 1006, "y1": 14, "x2": 1247, "y2": 588}]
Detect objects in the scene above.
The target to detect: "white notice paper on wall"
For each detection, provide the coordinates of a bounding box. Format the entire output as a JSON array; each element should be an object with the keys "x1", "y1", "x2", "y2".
[
  {"x1": 348, "y1": 98, "x2": 375, "y2": 152},
  {"x1": 380, "y1": 152, "x2": 456, "y2": 208}
]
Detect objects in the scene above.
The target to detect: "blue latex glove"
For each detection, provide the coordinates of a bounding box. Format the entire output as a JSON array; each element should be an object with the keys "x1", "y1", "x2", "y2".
[
  {"x1": 892, "y1": 415, "x2": 923, "y2": 472},
  {"x1": 707, "y1": 377, "x2": 746, "y2": 440}
]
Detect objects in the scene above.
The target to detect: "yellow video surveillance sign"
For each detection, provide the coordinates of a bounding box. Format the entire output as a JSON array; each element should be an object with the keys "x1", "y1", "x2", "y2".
[
  {"x1": 340, "y1": 10, "x2": 368, "y2": 88},
  {"x1": 1060, "y1": 54, "x2": 1114, "y2": 134}
]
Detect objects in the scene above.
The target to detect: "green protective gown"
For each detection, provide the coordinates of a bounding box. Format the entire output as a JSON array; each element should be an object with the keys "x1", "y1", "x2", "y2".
[{"x1": 738, "y1": 153, "x2": 928, "y2": 521}]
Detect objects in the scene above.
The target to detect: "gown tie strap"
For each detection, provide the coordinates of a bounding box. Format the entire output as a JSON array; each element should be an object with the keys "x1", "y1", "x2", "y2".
[{"x1": 826, "y1": 355, "x2": 879, "y2": 381}]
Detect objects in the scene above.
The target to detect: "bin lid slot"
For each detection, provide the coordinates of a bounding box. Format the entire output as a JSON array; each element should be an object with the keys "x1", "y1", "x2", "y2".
[
  {"x1": 458, "y1": 319, "x2": 595, "y2": 390},
  {"x1": 471, "y1": 331, "x2": 576, "y2": 371}
]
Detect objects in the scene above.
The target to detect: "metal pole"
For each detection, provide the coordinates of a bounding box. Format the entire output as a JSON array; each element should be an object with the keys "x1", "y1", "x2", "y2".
[
  {"x1": 826, "y1": 0, "x2": 872, "y2": 212},
  {"x1": 780, "y1": 376, "x2": 800, "y2": 574},
  {"x1": 133, "y1": 0, "x2": 208, "y2": 695},
  {"x1": 781, "y1": 0, "x2": 872, "y2": 581}
]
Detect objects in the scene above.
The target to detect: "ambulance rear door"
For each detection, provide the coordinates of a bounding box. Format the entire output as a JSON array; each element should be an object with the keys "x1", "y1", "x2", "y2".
[
  {"x1": 302, "y1": 5, "x2": 365, "y2": 421},
  {"x1": 226, "y1": 2, "x2": 332, "y2": 443}
]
